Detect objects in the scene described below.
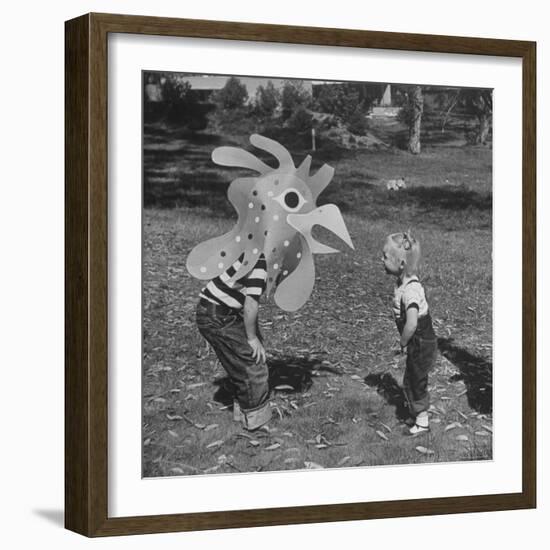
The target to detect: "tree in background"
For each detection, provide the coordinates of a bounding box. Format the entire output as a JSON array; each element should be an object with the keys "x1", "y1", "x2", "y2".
[
  {"x1": 281, "y1": 80, "x2": 312, "y2": 119},
  {"x1": 315, "y1": 82, "x2": 372, "y2": 135},
  {"x1": 213, "y1": 76, "x2": 249, "y2": 110},
  {"x1": 409, "y1": 86, "x2": 424, "y2": 154},
  {"x1": 399, "y1": 85, "x2": 424, "y2": 154},
  {"x1": 433, "y1": 87, "x2": 493, "y2": 145},
  {"x1": 254, "y1": 81, "x2": 280, "y2": 117},
  {"x1": 461, "y1": 89, "x2": 493, "y2": 145},
  {"x1": 146, "y1": 74, "x2": 210, "y2": 130},
  {"x1": 285, "y1": 105, "x2": 313, "y2": 134}
]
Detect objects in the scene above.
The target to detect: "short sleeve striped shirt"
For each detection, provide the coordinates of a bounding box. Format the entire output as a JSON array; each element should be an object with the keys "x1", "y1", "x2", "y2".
[{"x1": 200, "y1": 254, "x2": 267, "y2": 310}]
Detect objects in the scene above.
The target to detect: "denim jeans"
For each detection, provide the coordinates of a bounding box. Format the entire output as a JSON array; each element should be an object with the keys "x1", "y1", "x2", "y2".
[
  {"x1": 195, "y1": 301, "x2": 270, "y2": 428},
  {"x1": 402, "y1": 314, "x2": 438, "y2": 416}
]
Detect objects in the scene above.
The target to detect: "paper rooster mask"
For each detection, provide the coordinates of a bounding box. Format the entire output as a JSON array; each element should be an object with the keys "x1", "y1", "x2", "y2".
[{"x1": 186, "y1": 134, "x2": 354, "y2": 311}]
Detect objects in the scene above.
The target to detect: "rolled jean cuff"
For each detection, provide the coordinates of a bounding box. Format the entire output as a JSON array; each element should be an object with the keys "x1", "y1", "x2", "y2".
[{"x1": 242, "y1": 400, "x2": 272, "y2": 431}]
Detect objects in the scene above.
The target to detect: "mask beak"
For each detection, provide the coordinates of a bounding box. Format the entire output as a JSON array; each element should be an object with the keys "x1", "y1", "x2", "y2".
[{"x1": 287, "y1": 204, "x2": 354, "y2": 254}]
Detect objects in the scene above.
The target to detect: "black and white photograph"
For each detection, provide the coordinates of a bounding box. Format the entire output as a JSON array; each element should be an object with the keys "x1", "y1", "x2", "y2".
[{"x1": 142, "y1": 72, "x2": 493, "y2": 478}]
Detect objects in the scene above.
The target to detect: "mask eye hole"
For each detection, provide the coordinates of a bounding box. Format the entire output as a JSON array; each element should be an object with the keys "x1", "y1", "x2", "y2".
[
  {"x1": 274, "y1": 188, "x2": 307, "y2": 212},
  {"x1": 284, "y1": 191, "x2": 300, "y2": 209}
]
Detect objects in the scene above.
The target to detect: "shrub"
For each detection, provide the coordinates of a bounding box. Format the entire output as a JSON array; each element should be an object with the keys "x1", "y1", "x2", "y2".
[
  {"x1": 315, "y1": 83, "x2": 369, "y2": 134},
  {"x1": 346, "y1": 108, "x2": 369, "y2": 136},
  {"x1": 213, "y1": 77, "x2": 248, "y2": 110},
  {"x1": 281, "y1": 80, "x2": 312, "y2": 119},
  {"x1": 154, "y1": 75, "x2": 209, "y2": 129},
  {"x1": 285, "y1": 106, "x2": 313, "y2": 133}
]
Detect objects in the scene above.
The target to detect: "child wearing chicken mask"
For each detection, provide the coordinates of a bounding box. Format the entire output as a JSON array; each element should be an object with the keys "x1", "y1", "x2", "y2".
[
  {"x1": 188, "y1": 134, "x2": 354, "y2": 431},
  {"x1": 382, "y1": 232, "x2": 438, "y2": 435}
]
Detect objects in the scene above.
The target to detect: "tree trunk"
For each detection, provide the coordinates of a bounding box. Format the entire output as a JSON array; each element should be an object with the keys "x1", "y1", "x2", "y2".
[
  {"x1": 408, "y1": 86, "x2": 423, "y2": 154},
  {"x1": 477, "y1": 114, "x2": 490, "y2": 145}
]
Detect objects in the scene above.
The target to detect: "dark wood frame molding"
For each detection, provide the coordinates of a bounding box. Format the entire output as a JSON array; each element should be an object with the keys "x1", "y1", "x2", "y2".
[{"x1": 65, "y1": 12, "x2": 536, "y2": 537}]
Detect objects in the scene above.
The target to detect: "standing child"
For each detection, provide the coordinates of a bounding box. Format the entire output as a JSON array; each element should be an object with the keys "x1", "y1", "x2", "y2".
[
  {"x1": 381, "y1": 231, "x2": 437, "y2": 435},
  {"x1": 195, "y1": 252, "x2": 271, "y2": 431}
]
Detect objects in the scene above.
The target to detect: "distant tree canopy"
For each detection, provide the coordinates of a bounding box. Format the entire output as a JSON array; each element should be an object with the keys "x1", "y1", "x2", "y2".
[
  {"x1": 281, "y1": 80, "x2": 312, "y2": 119},
  {"x1": 314, "y1": 83, "x2": 373, "y2": 135},
  {"x1": 145, "y1": 73, "x2": 210, "y2": 130},
  {"x1": 254, "y1": 81, "x2": 280, "y2": 117},
  {"x1": 213, "y1": 76, "x2": 249, "y2": 110}
]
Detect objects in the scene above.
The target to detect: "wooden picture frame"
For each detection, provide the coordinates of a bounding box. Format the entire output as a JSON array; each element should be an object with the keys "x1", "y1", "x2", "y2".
[{"x1": 65, "y1": 12, "x2": 536, "y2": 537}]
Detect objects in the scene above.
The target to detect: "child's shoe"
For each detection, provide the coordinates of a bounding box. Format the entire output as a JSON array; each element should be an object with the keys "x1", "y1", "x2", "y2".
[{"x1": 408, "y1": 411, "x2": 430, "y2": 435}]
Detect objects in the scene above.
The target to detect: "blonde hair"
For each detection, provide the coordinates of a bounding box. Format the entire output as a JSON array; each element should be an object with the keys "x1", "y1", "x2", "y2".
[{"x1": 386, "y1": 230, "x2": 421, "y2": 276}]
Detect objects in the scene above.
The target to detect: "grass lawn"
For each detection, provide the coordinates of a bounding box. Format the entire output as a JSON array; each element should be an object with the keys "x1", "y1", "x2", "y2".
[{"x1": 142, "y1": 126, "x2": 493, "y2": 477}]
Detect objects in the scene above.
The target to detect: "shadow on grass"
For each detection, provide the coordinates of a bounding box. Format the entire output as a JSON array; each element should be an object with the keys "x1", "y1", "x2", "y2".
[
  {"x1": 144, "y1": 170, "x2": 232, "y2": 211},
  {"x1": 212, "y1": 354, "x2": 341, "y2": 406},
  {"x1": 438, "y1": 338, "x2": 493, "y2": 414},
  {"x1": 364, "y1": 372, "x2": 410, "y2": 422},
  {"x1": 406, "y1": 185, "x2": 492, "y2": 212}
]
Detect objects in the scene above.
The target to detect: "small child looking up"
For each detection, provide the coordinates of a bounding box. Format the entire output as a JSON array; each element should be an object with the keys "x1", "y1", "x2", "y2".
[{"x1": 382, "y1": 231, "x2": 438, "y2": 435}]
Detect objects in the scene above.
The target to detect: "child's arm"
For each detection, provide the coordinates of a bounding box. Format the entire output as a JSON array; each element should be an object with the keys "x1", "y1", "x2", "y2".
[
  {"x1": 400, "y1": 306, "x2": 418, "y2": 350},
  {"x1": 243, "y1": 296, "x2": 266, "y2": 364}
]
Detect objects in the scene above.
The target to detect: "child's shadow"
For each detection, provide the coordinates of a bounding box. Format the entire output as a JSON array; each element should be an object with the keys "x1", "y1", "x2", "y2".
[
  {"x1": 438, "y1": 338, "x2": 493, "y2": 414},
  {"x1": 213, "y1": 354, "x2": 339, "y2": 405},
  {"x1": 364, "y1": 372, "x2": 410, "y2": 422}
]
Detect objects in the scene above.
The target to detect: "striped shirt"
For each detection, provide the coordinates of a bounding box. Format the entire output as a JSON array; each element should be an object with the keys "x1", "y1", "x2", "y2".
[{"x1": 200, "y1": 254, "x2": 267, "y2": 310}]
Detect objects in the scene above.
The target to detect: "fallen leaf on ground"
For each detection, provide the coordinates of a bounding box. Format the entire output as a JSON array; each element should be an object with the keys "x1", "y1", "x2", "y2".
[
  {"x1": 274, "y1": 385, "x2": 294, "y2": 391},
  {"x1": 166, "y1": 414, "x2": 183, "y2": 421},
  {"x1": 415, "y1": 446, "x2": 435, "y2": 455},
  {"x1": 337, "y1": 456, "x2": 351, "y2": 467},
  {"x1": 168, "y1": 430, "x2": 178, "y2": 438},
  {"x1": 249, "y1": 440, "x2": 260, "y2": 447},
  {"x1": 456, "y1": 435, "x2": 469, "y2": 442},
  {"x1": 265, "y1": 443, "x2": 281, "y2": 451},
  {"x1": 304, "y1": 461, "x2": 324, "y2": 469},
  {"x1": 204, "y1": 424, "x2": 219, "y2": 431},
  {"x1": 169, "y1": 467, "x2": 184, "y2": 474},
  {"x1": 206, "y1": 440, "x2": 223, "y2": 449},
  {"x1": 444, "y1": 422, "x2": 461, "y2": 432},
  {"x1": 376, "y1": 430, "x2": 388, "y2": 441}
]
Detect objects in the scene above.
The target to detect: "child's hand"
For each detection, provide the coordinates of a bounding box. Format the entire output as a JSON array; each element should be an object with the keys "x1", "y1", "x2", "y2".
[
  {"x1": 392, "y1": 341, "x2": 403, "y2": 356},
  {"x1": 248, "y1": 337, "x2": 266, "y2": 364}
]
